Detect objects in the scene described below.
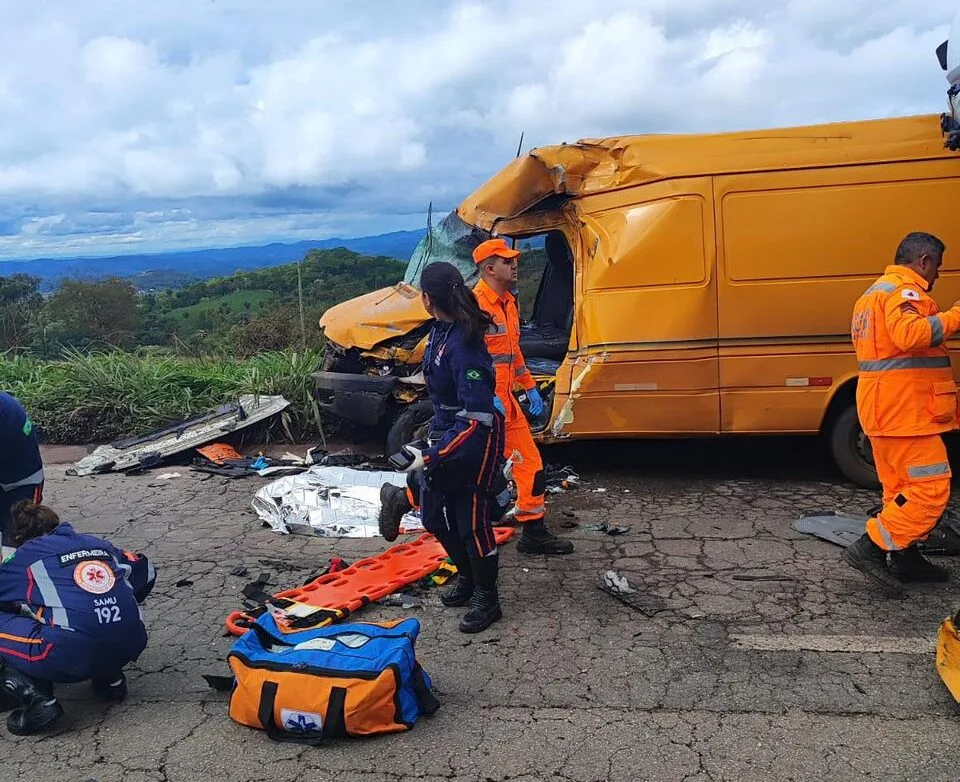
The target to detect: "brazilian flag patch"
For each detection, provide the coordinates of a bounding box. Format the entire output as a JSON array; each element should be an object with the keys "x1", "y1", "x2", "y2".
[
  {"x1": 22, "y1": 418, "x2": 32, "y2": 436},
  {"x1": 466, "y1": 369, "x2": 481, "y2": 381}
]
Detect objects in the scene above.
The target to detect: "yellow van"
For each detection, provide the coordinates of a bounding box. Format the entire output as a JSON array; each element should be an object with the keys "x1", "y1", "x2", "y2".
[{"x1": 315, "y1": 112, "x2": 960, "y2": 489}]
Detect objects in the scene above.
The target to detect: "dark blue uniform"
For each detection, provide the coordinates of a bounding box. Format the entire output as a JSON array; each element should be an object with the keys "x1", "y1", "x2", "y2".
[
  {"x1": 0, "y1": 523, "x2": 154, "y2": 683},
  {"x1": 0, "y1": 393, "x2": 44, "y2": 545},
  {"x1": 418, "y1": 321, "x2": 505, "y2": 558}
]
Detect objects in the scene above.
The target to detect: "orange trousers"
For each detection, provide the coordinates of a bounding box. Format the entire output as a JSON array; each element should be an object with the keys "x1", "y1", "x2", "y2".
[
  {"x1": 505, "y1": 417, "x2": 545, "y2": 524},
  {"x1": 866, "y1": 434, "x2": 952, "y2": 551}
]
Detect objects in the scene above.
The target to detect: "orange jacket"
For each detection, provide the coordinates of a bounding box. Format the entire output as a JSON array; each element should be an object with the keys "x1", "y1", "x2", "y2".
[
  {"x1": 473, "y1": 279, "x2": 535, "y2": 419},
  {"x1": 852, "y1": 264, "x2": 960, "y2": 437}
]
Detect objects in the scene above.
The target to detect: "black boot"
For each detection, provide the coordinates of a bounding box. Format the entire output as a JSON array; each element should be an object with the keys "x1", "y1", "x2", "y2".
[
  {"x1": 459, "y1": 553, "x2": 502, "y2": 633},
  {"x1": 2, "y1": 666, "x2": 63, "y2": 736},
  {"x1": 440, "y1": 569, "x2": 474, "y2": 607},
  {"x1": 379, "y1": 484, "x2": 412, "y2": 542},
  {"x1": 889, "y1": 545, "x2": 950, "y2": 583},
  {"x1": 91, "y1": 672, "x2": 128, "y2": 702},
  {"x1": 517, "y1": 518, "x2": 574, "y2": 555},
  {"x1": 435, "y1": 530, "x2": 474, "y2": 607},
  {"x1": 842, "y1": 533, "x2": 903, "y2": 595}
]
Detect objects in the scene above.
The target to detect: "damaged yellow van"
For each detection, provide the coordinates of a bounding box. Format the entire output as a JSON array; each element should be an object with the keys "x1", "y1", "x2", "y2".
[{"x1": 316, "y1": 112, "x2": 960, "y2": 489}]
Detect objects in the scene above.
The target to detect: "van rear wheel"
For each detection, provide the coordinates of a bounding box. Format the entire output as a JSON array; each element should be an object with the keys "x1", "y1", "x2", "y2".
[
  {"x1": 828, "y1": 404, "x2": 880, "y2": 489},
  {"x1": 386, "y1": 401, "x2": 433, "y2": 457}
]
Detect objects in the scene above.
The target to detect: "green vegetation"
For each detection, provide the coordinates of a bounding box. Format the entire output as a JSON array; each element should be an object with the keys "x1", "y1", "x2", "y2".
[
  {"x1": 0, "y1": 348, "x2": 323, "y2": 444},
  {"x1": 158, "y1": 289, "x2": 276, "y2": 341}
]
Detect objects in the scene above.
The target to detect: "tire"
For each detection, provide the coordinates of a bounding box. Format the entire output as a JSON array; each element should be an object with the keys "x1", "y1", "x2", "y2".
[
  {"x1": 828, "y1": 404, "x2": 881, "y2": 489},
  {"x1": 386, "y1": 401, "x2": 433, "y2": 456}
]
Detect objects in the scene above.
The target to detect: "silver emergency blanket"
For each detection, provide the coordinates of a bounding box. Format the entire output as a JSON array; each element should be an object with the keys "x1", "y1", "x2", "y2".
[{"x1": 251, "y1": 465, "x2": 423, "y2": 537}]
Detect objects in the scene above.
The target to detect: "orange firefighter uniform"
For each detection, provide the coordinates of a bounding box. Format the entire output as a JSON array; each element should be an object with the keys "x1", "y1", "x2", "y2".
[
  {"x1": 852, "y1": 264, "x2": 960, "y2": 551},
  {"x1": 472, "y1": 276, "x2": 545, "y2": 525}
]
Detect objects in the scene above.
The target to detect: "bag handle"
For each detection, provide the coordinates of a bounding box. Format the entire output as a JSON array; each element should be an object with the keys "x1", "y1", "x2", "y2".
[
  {"x1": 411, "y1": 664, "x2": 440, "y2": 715},
  {"x1": 256, "y1": 681, "x2": 349, "y2": 744},
  {"x1": 257, "y1": 681, "x2": 325, "y2": 745}
]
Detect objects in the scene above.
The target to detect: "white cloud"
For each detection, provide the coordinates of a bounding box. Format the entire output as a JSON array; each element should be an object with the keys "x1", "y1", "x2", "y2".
[{"x1": 0, "y1": 0, "x2": 956, "y2": 258}]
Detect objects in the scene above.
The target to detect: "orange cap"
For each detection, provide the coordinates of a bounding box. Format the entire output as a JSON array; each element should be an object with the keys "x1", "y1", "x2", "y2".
[{"x1": 473, "y1": 238, "x2": 520, "y2": 264}]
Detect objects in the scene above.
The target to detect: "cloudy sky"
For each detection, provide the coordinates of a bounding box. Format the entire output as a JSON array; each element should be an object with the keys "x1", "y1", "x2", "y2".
[{"x1": 0, "y1": 0, "x2": 957, "y2": 260}]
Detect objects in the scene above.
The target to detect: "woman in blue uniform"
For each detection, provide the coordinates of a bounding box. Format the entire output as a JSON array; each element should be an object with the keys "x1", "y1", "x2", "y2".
[
  {"x1": 0, "y1": 501, "x2": 155, "y2": 735},
  {"x1": 395, "y1": 262, "x2": 506, "y2": 633}
]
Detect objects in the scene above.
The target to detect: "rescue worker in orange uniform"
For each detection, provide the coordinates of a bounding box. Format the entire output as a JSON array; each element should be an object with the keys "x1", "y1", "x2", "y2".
[
  {"x1": 471, "y1": 238, "x2": 573, "y2": 555},
  {"x1": 845, "y1": 231, "x2": 960, "y2": 593}
]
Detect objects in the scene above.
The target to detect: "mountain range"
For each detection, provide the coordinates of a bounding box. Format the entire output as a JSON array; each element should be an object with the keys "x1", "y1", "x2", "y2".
[{"x1": 0, "y1": 229, "x2": 428, "y2": 291}]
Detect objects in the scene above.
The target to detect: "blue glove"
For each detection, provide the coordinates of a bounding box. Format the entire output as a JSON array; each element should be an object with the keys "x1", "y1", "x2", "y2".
[
  {"x1": 526, "y1": 387, "x2": 544, "y2": 416},
  {"x1": 493, "y1": 396, "x2": 505, "y2": 416}
]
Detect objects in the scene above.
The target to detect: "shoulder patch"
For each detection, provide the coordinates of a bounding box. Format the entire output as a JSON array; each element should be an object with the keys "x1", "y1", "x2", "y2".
[
  {"x1": 22, "y1": 417, "x2": 32, "y2": 436},
  {"x1": 899, "y1": 302, "x2": 920, "y2": 315},
  {"x1": 465, "y1": 369, "x2": 482, "y2": 381},
  {"x1": 901, "y1": 288, "x2": 921, "y2": 301}
]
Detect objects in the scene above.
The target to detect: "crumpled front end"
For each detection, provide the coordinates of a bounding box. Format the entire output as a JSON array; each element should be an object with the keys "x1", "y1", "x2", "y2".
[{"x1": 316, "y1": 285, "x2": 431, "y2": 427}]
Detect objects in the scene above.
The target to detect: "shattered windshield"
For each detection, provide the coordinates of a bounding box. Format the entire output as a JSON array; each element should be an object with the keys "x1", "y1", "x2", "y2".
[{"x1": 404, "y1": 211, "x2": 491, "y2": 289}]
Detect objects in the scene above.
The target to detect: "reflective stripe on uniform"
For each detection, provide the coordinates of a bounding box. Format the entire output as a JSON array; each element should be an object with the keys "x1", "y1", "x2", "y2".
[
  {"x1": 907, "y1": 461, "x2": 951, "y2": 479},
  {"x1": 487, "y1": 324, "x2": 507, "y2": 335},
  {"x1": 515, "y1": 365, "x2": 530, "y2": 378},
  {"x1": 872, "y1": 518, "x2": 902, "y2": 551},
  {"x1": 928, "y1": 316, "x2": 945, "y2": 347},
  {"x1": 439, "y1": 403, "x2": 460, "y2": 411},
  {"x1": 0, "y1": 468, "x2": 44, "y2": 492},
  {"x1": 864, "y1": 282, "x2": 896, "y2": 295},
  {"x1": 458, "y1": 410, "x2": 494, "y2": 426},
  {"x1": 492, "y1": 354, "x2": 513, "y2": 364},
  {"x1": 858, "y1": 356, "x2": 952, "y2": 372},
  {"x1": 28, "y1": 560, "x2": 70, "y2": 629}
]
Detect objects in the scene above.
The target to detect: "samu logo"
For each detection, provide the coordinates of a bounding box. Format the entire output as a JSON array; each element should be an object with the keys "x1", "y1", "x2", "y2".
[{"x1": 280, "y1": 708, "x2": 323, "y2": 734}]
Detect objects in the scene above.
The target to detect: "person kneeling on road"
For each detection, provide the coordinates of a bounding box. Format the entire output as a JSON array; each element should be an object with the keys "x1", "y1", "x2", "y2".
[
  {"x1": 389, "y1": 261, "x2": 507, "y2": 634},
  {"x1": 0, "y1": 501, "x2": 156, "y2": 735}
]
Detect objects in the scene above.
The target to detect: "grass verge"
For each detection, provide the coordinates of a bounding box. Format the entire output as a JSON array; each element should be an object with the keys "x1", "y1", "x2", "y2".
[{"x1": 0, "y1": 347, "x2": 325, "y2": 444}]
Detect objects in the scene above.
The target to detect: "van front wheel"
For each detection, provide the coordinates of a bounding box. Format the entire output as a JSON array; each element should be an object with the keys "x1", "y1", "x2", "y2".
[
  {"x1": 828, "y1": 404, "x2": 880, "y2": 490},
  {"x1": 386, "y1": 401, "x2": 434, "y2": 457}
]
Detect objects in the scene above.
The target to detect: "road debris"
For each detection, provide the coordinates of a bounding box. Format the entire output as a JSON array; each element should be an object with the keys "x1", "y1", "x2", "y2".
[
  {"x1": 378, "y1": 593, "x2": 422, "y2": 609},
  {"x1": 597, "y1": 570, "x2": 664, "y2": 616},
  {"x1": 793, "y1": 509, "x2": 960, "y2": 554},
  {"x1": 67, "y1": 395, "x2": 290, "y2": 476},
  {"x1": 584, "y1": 522, "x2": 630, "y2": 536},
  {"x1": 544, "y1": 464, "x2": 581, "y2": 494}
]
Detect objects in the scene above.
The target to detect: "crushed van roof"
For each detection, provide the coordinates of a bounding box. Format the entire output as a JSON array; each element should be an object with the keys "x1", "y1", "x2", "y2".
[{"x1": 458, "y1": 113, "x2": 954, "y2": 230}]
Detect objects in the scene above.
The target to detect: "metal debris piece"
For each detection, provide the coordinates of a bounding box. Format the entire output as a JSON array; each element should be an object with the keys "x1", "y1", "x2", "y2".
[
  {"x1": 597, "y1": 570, "x2": 664, "y2": 616},
  {"x1": 377, "y1": 593, "x2": 422, "y2": 609},
  {"x1": 67, "y1": 395, "x2": 290, "y2": 476},
  {"x1": 584, "y1": 522, "x2": 630, "y2": 535}
]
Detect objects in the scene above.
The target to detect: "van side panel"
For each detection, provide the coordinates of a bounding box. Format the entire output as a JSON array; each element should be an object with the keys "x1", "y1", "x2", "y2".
[
  {"x1": 715, "y1": 161, "x2": 960, "y2": 434},
  {"x1": 559, "y1": 178, "x2": 720, "y2": 436}
]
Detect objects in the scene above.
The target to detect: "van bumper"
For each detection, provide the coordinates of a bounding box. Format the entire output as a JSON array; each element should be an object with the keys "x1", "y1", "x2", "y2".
[{"x1": 311, "y1": 371, "x2": 397, "y2": 427}]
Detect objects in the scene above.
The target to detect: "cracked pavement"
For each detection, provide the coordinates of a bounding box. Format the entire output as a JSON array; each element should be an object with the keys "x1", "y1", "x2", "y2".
[{"x1": 8, "y1": 436, "x2": 960, "y2": 781}]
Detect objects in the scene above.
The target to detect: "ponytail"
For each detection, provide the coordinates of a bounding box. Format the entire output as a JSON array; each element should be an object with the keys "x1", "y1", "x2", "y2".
[{"x1": 449, "y1": 284, "x2": 495, "y2": 346}]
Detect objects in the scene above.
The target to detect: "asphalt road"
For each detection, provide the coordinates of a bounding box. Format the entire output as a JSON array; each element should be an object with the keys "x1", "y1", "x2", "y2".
[{"x1": 8, "y1": 436, "x2": 960, "y2": 782}]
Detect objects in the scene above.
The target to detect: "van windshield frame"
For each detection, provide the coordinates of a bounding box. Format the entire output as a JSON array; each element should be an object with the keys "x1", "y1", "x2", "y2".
[{"x1": 404, "y1": 211, "x2": 491, "y2": 289}]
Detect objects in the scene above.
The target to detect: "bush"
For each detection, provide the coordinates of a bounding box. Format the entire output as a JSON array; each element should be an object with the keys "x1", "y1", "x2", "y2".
[{"x1": 0, "y1": 347, "x2": 324, "y2": 444}]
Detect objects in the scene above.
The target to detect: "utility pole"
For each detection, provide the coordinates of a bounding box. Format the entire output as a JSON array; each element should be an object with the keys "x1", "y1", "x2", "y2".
[{"x1": 297, "y1": 256, "x2": 306, "y2": 348}]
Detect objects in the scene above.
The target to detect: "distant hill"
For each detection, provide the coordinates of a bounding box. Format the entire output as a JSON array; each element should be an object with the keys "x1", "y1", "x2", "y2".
[{"x1": 0, "y1": 229, "x2": 427, "y2": 291}]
